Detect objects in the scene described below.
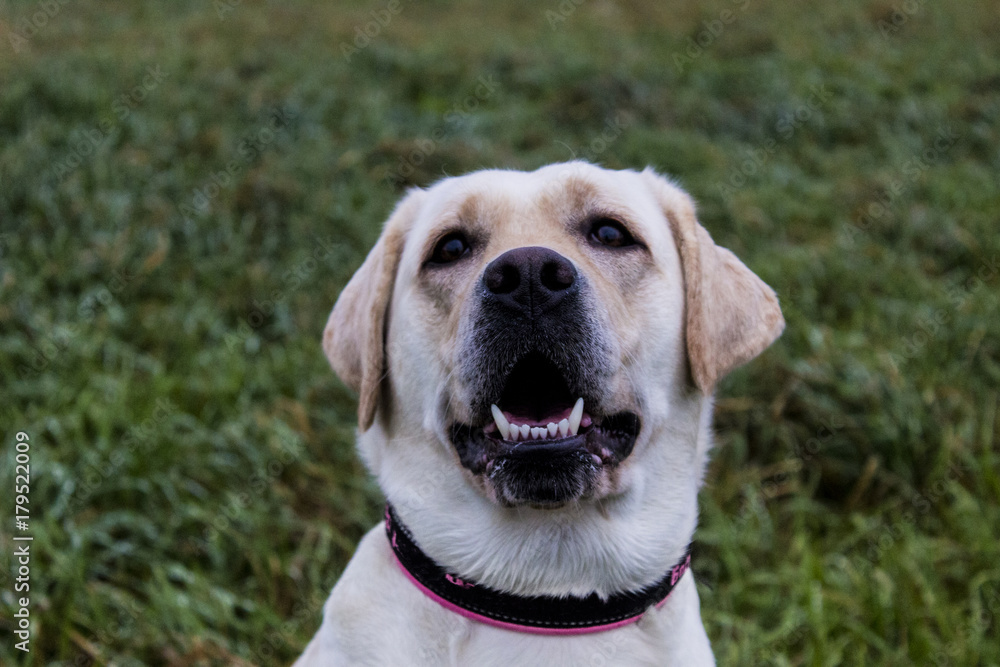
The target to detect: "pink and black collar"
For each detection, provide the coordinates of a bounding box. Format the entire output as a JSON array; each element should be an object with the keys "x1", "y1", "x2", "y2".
[{"x1": 384, "y1": 503, "x2": 692, "y2": 635}]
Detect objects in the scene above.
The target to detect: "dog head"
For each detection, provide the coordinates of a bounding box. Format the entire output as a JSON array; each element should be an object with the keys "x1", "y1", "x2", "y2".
[{"x1": 323, "y1": 162, "x2": 783, "y2": 511}]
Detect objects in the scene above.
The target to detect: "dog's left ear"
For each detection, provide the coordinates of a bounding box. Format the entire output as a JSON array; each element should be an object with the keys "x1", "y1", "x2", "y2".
[
  {"x1": 323, "y1": 189, "x2": 425, "y2": 430},
  {"x1": 642, "y1": 169, "x2": 785, "y2": 394}
]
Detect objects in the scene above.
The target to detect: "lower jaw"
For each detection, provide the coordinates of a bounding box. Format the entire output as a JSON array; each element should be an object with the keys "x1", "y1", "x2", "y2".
[
  {"x1": 487, "y1": 448, "x2": 607, "y2": 507},
  {"x1": 450, "y1": 417, "x2": 640, "y2": 507}
]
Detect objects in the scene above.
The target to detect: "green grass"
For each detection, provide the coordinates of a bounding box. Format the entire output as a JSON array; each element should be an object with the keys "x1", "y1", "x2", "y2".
[{"x1": 1, "y1": 0, "x2": 998, "y2": 664}]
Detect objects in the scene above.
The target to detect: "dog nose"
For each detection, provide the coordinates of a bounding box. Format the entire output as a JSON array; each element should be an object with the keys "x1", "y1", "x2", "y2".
[{"x1": 482, "y1": 246, "x2": 578, "y2": 316}]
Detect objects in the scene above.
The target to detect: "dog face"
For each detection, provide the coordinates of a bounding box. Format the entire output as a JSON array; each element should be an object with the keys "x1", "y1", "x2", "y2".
[{"x1": 324, "y1": 162, "x2": 783, "y2": 511}]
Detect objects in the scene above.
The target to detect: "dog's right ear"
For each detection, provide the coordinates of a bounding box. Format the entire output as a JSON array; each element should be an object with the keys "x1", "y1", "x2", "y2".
[
  {"x1": 323, "y1": 189, "x2": 425, "y2": 431},
  {"x1": 641, "y1": 169, "x2": 784, "y2": 394}
]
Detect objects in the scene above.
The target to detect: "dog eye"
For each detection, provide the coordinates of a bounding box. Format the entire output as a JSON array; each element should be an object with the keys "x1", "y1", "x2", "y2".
[
  {"x1": 589, "y1": 219, "x2": 635, "y2": 248},
  {"x1": 430, "y1": 232, "x2": 471, "y2": 264}
]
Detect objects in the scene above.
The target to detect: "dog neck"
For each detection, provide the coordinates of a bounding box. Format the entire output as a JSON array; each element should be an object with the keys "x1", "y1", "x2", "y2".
[
  {"x1": 383, "y1": 502, "x2": 693, "y2": 634},
  {"x1": 363, "y1": 392, "x2": 713, "y2": 600}
]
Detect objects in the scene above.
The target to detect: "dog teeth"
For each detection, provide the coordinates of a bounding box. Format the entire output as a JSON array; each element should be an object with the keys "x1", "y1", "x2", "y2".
[
  {"x1": 568, "y1": 398, "x2": 584, "y2": 436},
  {"x1": 490, "y1": 404, "x2": 510, "y2": 439},
  {"x1": 494, "y1": 399, "x2": 587, "y2": 442}
]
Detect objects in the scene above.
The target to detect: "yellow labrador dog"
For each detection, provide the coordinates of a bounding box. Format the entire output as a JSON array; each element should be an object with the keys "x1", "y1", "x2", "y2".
[{"x1": 296, "y1": 162, "x2": 783, "y2": 666}]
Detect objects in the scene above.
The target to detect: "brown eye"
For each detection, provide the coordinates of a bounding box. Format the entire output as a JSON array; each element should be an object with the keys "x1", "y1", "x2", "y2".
[
  {"x1": 430, "y1": 232, "x2": 471, "y2": 264},
  {"x1": 590, "y1": 219, "x2": 635, "y2": 248}
]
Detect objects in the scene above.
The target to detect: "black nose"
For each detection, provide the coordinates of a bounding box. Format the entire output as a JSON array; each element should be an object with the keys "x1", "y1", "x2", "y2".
[{"x1": 482, "y1": 246, "x2": 578, "y2": 316}]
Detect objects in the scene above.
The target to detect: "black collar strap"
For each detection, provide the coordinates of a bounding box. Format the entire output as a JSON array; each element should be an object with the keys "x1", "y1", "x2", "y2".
[{"x1": 384, "y1": 503, "x2": 692, "y2": 635}]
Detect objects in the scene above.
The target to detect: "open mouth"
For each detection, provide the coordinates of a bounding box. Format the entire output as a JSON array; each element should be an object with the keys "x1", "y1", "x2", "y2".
[
  {"x1": 450, "y1": 352, "x2": 640, "y2": 505},
  {"x1": 486, "y1": 353, "x2": 592, "y2": 442}
]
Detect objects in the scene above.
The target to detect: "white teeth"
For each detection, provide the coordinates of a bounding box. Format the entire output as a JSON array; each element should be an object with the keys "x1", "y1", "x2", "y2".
[
  {"x1": 569, "y1": 398, "x2": 584, "y2": 435},
  {"x1": 496, "y1": 402, "x2": 585, "y2": 442},
  {"x1": 490, "y1": 404, "x2": 510, "y2": 440}
]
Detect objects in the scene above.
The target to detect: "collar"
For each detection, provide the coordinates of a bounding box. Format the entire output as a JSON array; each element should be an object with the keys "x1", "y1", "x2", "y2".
[{"x1": 384, "y1": 503, "x2": 692, "y2": 635}]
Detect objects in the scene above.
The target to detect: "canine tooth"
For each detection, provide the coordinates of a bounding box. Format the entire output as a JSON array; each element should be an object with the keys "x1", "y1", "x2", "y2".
[
  {"x1": 569, "y1": 398, "x2": 584, "y2": 435},
  {"x1": 558, "y1": 419, "x2": 569, "y2": 436},
  {"x1": 491, "y1": 404, "x2": 510, "y2": 440},
  {"x1": 531, "y1": 427, "x2": 544, "y2": 440},
  {"x1": 520, "y1": 424, "x2": 530, "y2": 439},
  {"x1": 547, "y1": 422, "x2": 558, "y2": 437},
  {"x1": 591, "y1": 454, "x2": 602, "y2": 465}
]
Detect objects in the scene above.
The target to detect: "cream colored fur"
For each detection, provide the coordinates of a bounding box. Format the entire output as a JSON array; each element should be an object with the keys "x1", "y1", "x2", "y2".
[{"x1": 298, "y1": 162, "x2": 784, "y2": 666}]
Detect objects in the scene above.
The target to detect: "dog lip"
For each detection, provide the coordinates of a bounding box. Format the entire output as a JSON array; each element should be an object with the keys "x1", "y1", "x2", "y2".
[
  {"x1": 494, "y1": 435, "x2": 589, "y2": 459},
  {"x1": 449, "y1": 410, "x2": 641, "y2": 474}
]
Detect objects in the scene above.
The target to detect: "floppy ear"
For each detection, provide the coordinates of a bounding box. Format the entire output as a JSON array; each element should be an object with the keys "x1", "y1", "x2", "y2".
[
  {"x1": 642, "y1": 169, "x2": 785, "y2": 394},
  {"x1": 322, "y1": 189, "x2": 425, "y2": 430}
]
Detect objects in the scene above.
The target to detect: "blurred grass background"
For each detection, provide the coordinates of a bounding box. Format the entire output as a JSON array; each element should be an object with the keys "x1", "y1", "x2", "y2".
[{"x1": 1, "y1": 0, "x2": 998, "y2": 664}]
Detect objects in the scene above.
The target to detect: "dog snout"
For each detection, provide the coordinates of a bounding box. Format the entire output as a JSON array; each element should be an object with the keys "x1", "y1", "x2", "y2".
[{"x1": 482, "y1": 246, "x2": 578, "y2": 317}]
